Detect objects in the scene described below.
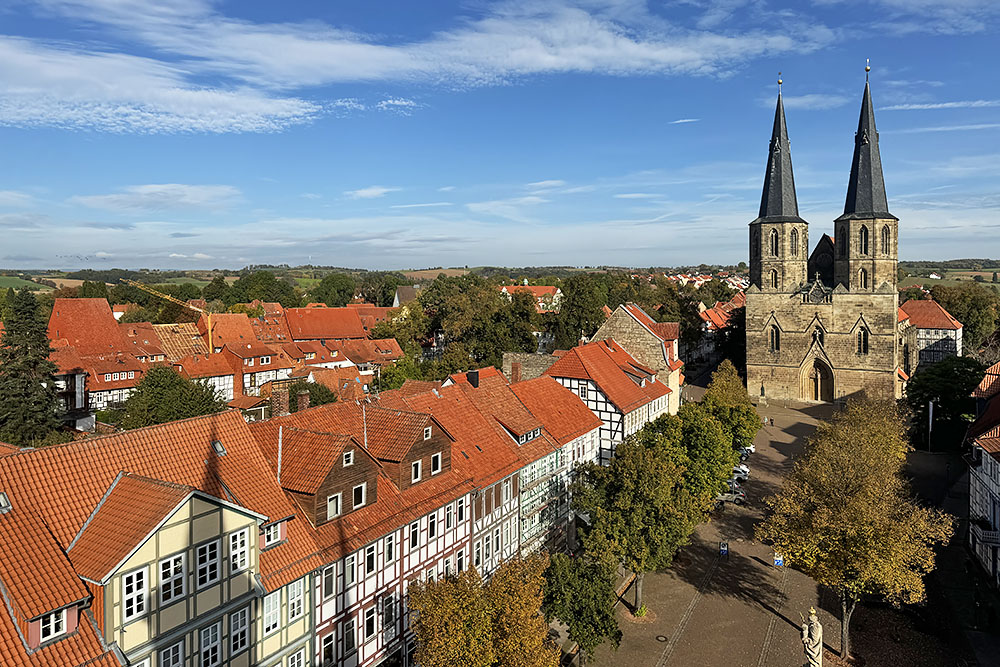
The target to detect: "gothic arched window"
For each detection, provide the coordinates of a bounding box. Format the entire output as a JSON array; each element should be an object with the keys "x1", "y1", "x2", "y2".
[
  {"x1": 769, "y1": 229, "x2": 779, "y2": 257},
  {"x1": 859, "y1": 268, "x2": 869, "y2": 289},
  {"x1": 859, "y1": 225, "x2": 870, "y2": 255},
  {"x1": 769, "y1": 269, "x2": 779, "y2": 289},
  {"x1": 857, "y1": 328, "x2": 870, "y2": 355},
  {"x1": 881, "y1": 225, "x2": 890, "y2": 255},
  {"x1": 790, "y1": 228, "x2": 799, "y2": 256},
  {"x1": 838, "y1": 227, "x2": 847, "y2": 257},
  {"x1": 769, "y1": 325, "x2": 781, "y2": 352},
  {"x1": 813, "y1": 326, "x2": 824, "y2": 346}
]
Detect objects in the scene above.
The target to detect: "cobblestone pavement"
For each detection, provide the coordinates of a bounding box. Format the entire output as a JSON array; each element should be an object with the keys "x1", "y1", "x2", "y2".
[{"x1": 585, "y1": 399, "x2": 838, "y2": 667}]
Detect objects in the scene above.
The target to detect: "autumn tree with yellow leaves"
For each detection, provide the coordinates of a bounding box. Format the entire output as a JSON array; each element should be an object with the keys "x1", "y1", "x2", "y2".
[
  {"x1": 408, "y1": 555, "x2": 559, "y2": 667},
  {"x1": 756, "y1": 398, "x2": 952, "y2": 659}
]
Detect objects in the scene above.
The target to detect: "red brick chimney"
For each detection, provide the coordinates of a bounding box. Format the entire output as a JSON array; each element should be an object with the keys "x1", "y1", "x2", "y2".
[
  {"x1": 511, "y1": 362, "x2": 522, "y2": 384},
  {"x1": 296, "y1": 389, "x2": 310, "y2": 413},
  {"x1": 271, "y1": 386, "x2": 290, "y2": 417}
]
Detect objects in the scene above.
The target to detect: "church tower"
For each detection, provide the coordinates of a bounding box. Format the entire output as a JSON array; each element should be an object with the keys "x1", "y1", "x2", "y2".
[
  {"x1": 749, "y1": 87, "x2": 808, "y2": 293},
  {"x1": 833, "y1": 72, "x2": 898, "y2": 291}
]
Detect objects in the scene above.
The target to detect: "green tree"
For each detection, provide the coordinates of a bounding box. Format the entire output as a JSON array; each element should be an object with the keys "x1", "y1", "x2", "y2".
[
  {"x1": 899, "y1": 286, "x2": 926, "y2": 302},
  {"x1": 359, "y1": 271, "x2": 407, "y2": 307},
  {"x1": 543, "y1": 553, "x2": 622, "y2": 666},
  {"x1": 701, "y1": 360, "x2": 760, "y2": 449},
  {"x1": 552, "y1": 274, "x2": 605, "y2": 349},
  {"x1": 573, "y1": 424, "x2": 699, "y2": 610},
  {"x1": 0, "y1": 287, "x2": 14, "y2": 321},
  {"x1": 906, "y1": 355, "x2": 985, "y2": 449},
  {"x1": 371, "y1": 303, "x2": 432, "y2": 356},
  {"x1": 79, "y1": 280, "x2": 109, "y2": 299},
  {"x1": 311, "y1": 273, "x2": 357, "y2": 307},
  {"x1": 756, "y1": 398, "x2": 953, "y2": 659},
  {"x1": 0, "y1": 289, "x2": 63, "y2": 446},
  {"x1": 287, "y1": 380, "x2": 338, "y2": 412},
  {"x1": 377, "y1": 353, "x2": 424, "y2": 390},
  {"x1": 226, "y1": 271, "x2": 299, "y2": 307},
  {"x1": 485, "y1": 556, "x2": 560, "y2": 667},
  {"x1": 110, "y1": 366, "x2": 226, "y2": 429},
  {"x1": 930, "y1": 282, "x2": 998, "y2": 350},
  {"x1": 202, "y1": 275, "x2": 231, "y2": 302},
  {"x1": 993, "y1": 272, "x2": 998, "y2": 284},
  {"x1": 676, "y1": 402, "x2": 738, "y2": 506}
]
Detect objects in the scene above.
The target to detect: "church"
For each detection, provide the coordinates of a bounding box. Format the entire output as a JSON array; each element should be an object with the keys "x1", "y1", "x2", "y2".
[{"x1": 745, "y1": 71, "x2": 911, "y2": 403}]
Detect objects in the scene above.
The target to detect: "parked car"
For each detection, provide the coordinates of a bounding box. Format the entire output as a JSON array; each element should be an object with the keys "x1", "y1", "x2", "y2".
[
  {"x1": 725, "y1": 478, "x2": 742, "y2": 491},
  {"x1": 739, "y1": 443, "x2": 755, "y2": 461},
  {"x1": 715, "y1": 488, "x2": 746, "y2": 506},
  {"x1": 731, "y1": 464, "x2": 750, "y2": 481}
]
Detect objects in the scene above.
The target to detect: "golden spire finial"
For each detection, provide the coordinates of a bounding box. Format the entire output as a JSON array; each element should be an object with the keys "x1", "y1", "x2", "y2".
[
  {"x1": 866, "y1": 58, "x2": 871, "y2": 80},
  {"x1": 778, "y1": 71, "x2": 783, "y2": 94}
]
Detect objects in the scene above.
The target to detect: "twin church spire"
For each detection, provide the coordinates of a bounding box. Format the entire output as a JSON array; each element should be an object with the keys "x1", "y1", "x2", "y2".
[{"x1": 756, "y1": 88, "x2": 804, "y2": 223}]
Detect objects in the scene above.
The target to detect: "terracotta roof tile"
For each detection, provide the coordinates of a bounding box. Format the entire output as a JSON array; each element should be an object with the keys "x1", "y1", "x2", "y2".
[
  {"x1": 118, "y1": 322, "x2": 165, "y2": 359},
  {"x1": 266, "y1": 429, "x2": 354, "y2": 494},
  {"x1": 0, "y1": 608, "x2": 110, "y2": 667},
  {"x1": 974, "y1": 362, "x2": 1000, "y2": 400},
  {"x1": 198, "y1": 313, "x2": 258, "y2": 349},
  {"x1": 47, "y1": 299, "x2": 126, "y2": 357},
  {"x1": 509, "y1": 376, "x2": 603, "y2": 445},
  {"x1": 173, "y1": 353, "x2": 234, "y2": 379},
  {"x1": 283, "y1": 307, "x2": 366, "y2": 341},
  {"x1": 899, "y1": 299, "x2": 962, "y2": 331},
  {"x1": 151, "y1": 323, "x2": 207, "y2": 361},
  {"x1": 48, "y1": 343, "x2": 87, "y2": 376},
  {"x1": 397, "y1": 379, "x2": 442, "y2": 397}
]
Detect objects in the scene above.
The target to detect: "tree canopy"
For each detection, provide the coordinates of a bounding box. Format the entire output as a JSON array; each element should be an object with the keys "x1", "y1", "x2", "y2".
[
  {"x1": 310, "y1": 273, "x2": 357, "y2": 307},
  {"x1": 225, "y1": 271, "x2": 299, "y2": 307},
  {"x1": 756, "y1": 398, "x2": 952, "y2": 658},
  {"x1": 103, "y1": 366, "x2": 226, "y2": 430},
  {"x1": 543, "y1": 553, "x2": 622, "y2": 665},
  {"x1": 930, "y1": 282, "x2": 998, "y2": 351},
  {"x1": 287, "y1": 380, "x2": 338, "y2": 412},
  {"x1": 905, "y1": 355, "x2": 985, "y2": 449}
]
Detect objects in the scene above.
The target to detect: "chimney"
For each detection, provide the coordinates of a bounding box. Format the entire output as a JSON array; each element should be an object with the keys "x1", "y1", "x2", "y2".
[
  {"x1": 468, "y1": 369, "x2": 479, "y2": 388},
  {"x1": 296, "y1": 389, "x2": 310, "y2": 412},
  {"x1": 271, "y1": 385, "x2": 290, "y2": 417},
  {"x1": 511, "y1": 362, "x2": 522, "y2": 384}
]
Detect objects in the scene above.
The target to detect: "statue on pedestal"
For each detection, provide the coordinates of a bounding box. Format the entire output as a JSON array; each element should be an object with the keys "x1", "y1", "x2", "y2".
[{"x1": 801, "y1": 606, "x2": 822, "y2": 667}]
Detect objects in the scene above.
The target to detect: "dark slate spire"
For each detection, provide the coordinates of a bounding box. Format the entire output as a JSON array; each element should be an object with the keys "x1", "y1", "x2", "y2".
[
  {"x1": 755, "y1": 91, "x2": 804, "y2": 223},
  {"x1": 838, "y1": 78, "x2": 897, "y2": 221}
]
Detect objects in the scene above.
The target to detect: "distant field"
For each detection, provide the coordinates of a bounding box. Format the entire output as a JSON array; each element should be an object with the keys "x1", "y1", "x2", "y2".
[
  {"x1": 158, "y1": 277, "x2": 211, "y2": 288},
  {"x1": 38, "y1": 277, "x2": 89, "y2": 289},
  {"x1": 402, "y1": 268, "x2": 468, "y2": 280},
  {"x1": 294, "y1": 277, "x2": 322, "y2": 289},
  {"x1": 0, "y1": 276, "x2": 52, "y2": 291}
]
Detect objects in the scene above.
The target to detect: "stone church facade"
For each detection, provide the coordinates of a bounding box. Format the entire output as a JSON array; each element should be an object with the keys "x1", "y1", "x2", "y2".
[{"x1": 746, "y1": 76, "x2": 908, "y2": 402}]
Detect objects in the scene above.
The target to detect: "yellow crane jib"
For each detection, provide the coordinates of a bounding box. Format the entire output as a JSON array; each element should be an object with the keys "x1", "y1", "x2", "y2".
[{"x1": 120, "y1": 279, "x2": 214, "y2": 352}]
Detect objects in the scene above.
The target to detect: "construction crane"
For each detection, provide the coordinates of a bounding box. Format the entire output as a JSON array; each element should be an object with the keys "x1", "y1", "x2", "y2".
[{"x1": 120, "y1": 279, "x2": 215, "y2": 352}]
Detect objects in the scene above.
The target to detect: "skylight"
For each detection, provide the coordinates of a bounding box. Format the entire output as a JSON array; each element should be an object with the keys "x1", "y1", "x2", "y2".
[{"x1": 211, "y1": 440, "x2": 227, "y2": 456}]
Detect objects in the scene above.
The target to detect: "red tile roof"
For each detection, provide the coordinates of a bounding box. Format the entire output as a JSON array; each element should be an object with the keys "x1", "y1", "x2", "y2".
[
  {"x1": 283, "y1": 307, "x2": 366, "y2": 341},
  {"x1": 899, "y1": 299, "x2": 962, "y2": 331},
  {"x1": 898, "y1": 307, "x2": 908, "y2": 323},
  {"x1": 446, "y1": 366, "x2": 506, "y2": 387},
  {"x1": 151, "y1": 322, "x2": 207, "y2": 361},
  {"x1": 974, "y1": 362, "x2": 1000, "y2": 400},
  {"x1": 68, "y1": 473, "x2": 193, "y2": 582},
  {"x1": 118, "y1": 322, "x2": 165, "y2": 359},
  {"x1": 265, "y1": 428, "x2": 355, "y2": 494},
  {"x1": 250, "y1": 310, "x2": 293, "y2": 345},
  {"x1": 228, "y1": 395, "x2": 268, "y2": 409},
  {"x1": 173, "y1": 353, "x2": 234, "y2": 379},
  {"x1": 49, "y1": 341, "x2": 87, "y2": 376},
  {"x1": 48, "y1": 299, "x2": 126, "y2": 356},
  {"x1": 509, "y1": 376, "x2": 603, "y2": 445},
  {"x1": 329, "y1": 338, "x2": 404, "y2": 365},
  {"x1": 198, "y1": 313, "x2": 258, "y2": 349},
  {"x1": 0, "y1": 442, "x2": 19, "y2": 457}
]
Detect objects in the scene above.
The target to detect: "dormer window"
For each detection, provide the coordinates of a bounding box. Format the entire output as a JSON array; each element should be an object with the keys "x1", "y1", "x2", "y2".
[
  {"x1": 343, "y1": 451, "x2": 354, "y2": 467},
  {"x1": 104, "y1": 374, "x2": 112, "y2": 382},
  {"x1": 39, "y1": 609, "x2": 66, "y2": 642},
  {"x1": 260, "y1": 356, "x2": 271, "y2": 365},
  {"x1": 353, "y1": 483, "x2": 366, "y2": 509},
  {"x1": 0, "y1": 492, "x2": 11, "y2": 513},
  {"x1": 244, "y1": 358, "x2": 254, "y2": 367},
  {"x1": 305, "y1": 352, "x2": 316, "y2": 360},
  {"x1": 412, "y1": 461, "x2": 422, "y2": 483},
  {"x1": 327, "y1": 493, "x2": 341, "y2": 519},
  {"x1": 423, "y1": 426, "x2": 432, "y2": 440},
  {"x1": 431, "y1": 453, "x2": 442, "y2": 475},
  {"x1": 262, "y1": 522, "x2": 283, "y2": 548}
]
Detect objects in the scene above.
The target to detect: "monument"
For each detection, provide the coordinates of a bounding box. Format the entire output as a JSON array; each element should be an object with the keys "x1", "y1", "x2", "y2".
[{"x1": 801, "y1": 607, "x2": 823, "y2": 667}]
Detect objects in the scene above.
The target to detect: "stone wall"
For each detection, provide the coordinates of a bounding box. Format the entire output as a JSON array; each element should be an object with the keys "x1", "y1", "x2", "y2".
[{"x1": 502, "y1": 352, "x2": 558, "y2": 382}]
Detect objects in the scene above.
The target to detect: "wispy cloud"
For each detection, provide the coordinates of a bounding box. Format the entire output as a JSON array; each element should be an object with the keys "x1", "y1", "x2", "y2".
[
  {"x1": 438, "y1": 186, "x2": 456, "y2": 192},
  {"x1": 344, "y1": 185, "x2": 402, "y2": 199},
  {"x1": 895, "y1": 123, "x2": 1000, "y2": 134},
  {"x1": 668, "y1": 118, "x2": 700, "y2": 124},
  {"x1": 376, "y1": 98, "x2": 420, "y2": 115},
  {"x1": 883, "y1": 99, "x2": 1000, "y2": 111},
  {"x1": 776, "y1": 93, "x2": 850, "y2": 110},
  {"x1": 466, "y1": 195, "x2": 548, "y2": 223},
  {"x1": 526, "y1": 179, "x2": 567, "y2": 189},
  {"x1": 614, "y1": 193, "x2": 661, "y2": 199},
  {"x1": 390, "y1": 202, "x2": 453, "y2": 209},
  {"x1": 70, "y1": 184, "x2": 241, "y2": 212},
  {"x1": 0, "y1": 190, "x2": 33, "y2": 207}
]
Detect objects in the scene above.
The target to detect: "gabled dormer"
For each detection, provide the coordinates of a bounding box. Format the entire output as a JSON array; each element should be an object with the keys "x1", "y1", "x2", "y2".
[{"x1": 358, "y1": 406, "x2": 455, "y2": 492}]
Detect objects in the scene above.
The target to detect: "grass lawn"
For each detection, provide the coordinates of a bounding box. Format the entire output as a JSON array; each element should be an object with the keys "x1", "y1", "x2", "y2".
[{"x1": 0, "y1": 276, "x2": 52, "y2": 291}]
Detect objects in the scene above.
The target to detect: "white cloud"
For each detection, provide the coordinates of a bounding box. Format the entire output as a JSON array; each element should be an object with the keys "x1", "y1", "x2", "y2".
[
  {"x1": 0, "y1": 190, "x2": 33, "y2": 207},
  {"x1": 71, "y1": 184, "x2": 241, "y2": 212},
  {"x1": 390, "y1": 202, "x2": 453, "y2": 209},
  {"x1": 895, "y1": 123, "x2": 1000, "y2": 134},
  {"x1": 668, "y1": 118, "x2": 700, "y2": 124},
  {"x1": 466, "y1": 195, "x2": 548, "y2": 223},
  {"x1": 376, "y1": 98, "x2": 419, "y2": 115},
  {"x1": 526, "y1": 179, "x2": 567, "y2": 189},
  {"x1": 438, "y1": 186, "x2": 456, "y2": 192},
  {"x1": 776, "y1": 93, "x2": 850, "y2": 110},
  {"x1": 344, "y1": 185, "x2": 402, "y2": 199},
  {"x1": 192, "y1": 252, "x2": 213, "y2": 260},
  {"x1": 300, "y1": 193, "x2": 322, "y2": 200},
  {"x1": 883, "y1": 99, "x2": 1000, "y2": 111},
  {"x1": 94, "y1": 251, "x2": 114, "y2": 258},
  {"x1": 614, "y1": 193, "x2": 660, "y2": 199}
]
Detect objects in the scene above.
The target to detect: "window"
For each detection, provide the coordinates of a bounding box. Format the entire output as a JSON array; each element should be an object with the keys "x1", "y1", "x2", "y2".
[
  {"x1": 322, "y1": 634, "x2": 335, "y2": 664},
  {"x1": 410, "y1": 522, "x2": 419, "y2": 549},
  {"x1": 431, "y1": 452, "x2": 442, "y2": 475},
  {"x1": 230, "y1": 607, "x2": 249, "y2": 655},
  {"x1": 424, "y1": 426, "x2": 432, "y2": 440},
  {"x1": 384, "y1": 592, "x2": 396, "y2": 627},
  {"x1": 199, "y1": 622, "x2": 221, "y2": 667},
  {"x1": 446, "y1": 504, "x2": 453, "y2": 529},
  {"x1": 346, "y1": 554, "x2": 356, "y2": 586},
  {"x1": 428, "y1": 513, "x2": 437, "y2": 539},
  {"x1": 503, "y1": 521, "x2": 510, "y2": 551},
  {"x1": 502, "y1": 479, "x2": 511, "y2": 503},
  {"x1": 327, "y1": 493, "x2": 341, "y2": 519},
  {"x1": 881, "y1": 225, "x2": 891, "y2": 255},
  {"x1": 323, "y1": 566, "x2": 335, "y2": 599},
  {"x1": 288, "y1": 578, "x2": 304, "y2": 621},
  {"x1": 859, "y1": 268, "x2": 869, "y2": 289},
  {"x1": 196, "y1": 540, "x2": 220, "y2": 588},
  {"x1": 457, "y1": 498, "x2": 465, "y2": 522},
  {"x1": 229, "y1": 529, "x2": 248, "y2": 573},
  {"x1": 457, "y1": 549, "x2": 465, "y2": 573},
  {"x1": 365, "y1": 544, "x2": 376, "y2": 574},
  {"x1": 484, "y1": 534, "x2": 491, "y2": 560},
  {"x1": 344, "y1": 619, "x2": 356, "y2": 653},
  {"x1": 579, "y1": 384, "x2": 588, "y2": 401},
  {"x1": 857, "y1": 328, "x2": 870, "y2": 355},
  {"x1": 123, "y1": 567, "x2": 146, "y2": 621},
  {"x1": 260, "y1": 356, "x2": 271, "y2": 365},
  {"x1": 790, "y1": 228, "x2": 799, "y2": 256},
  {"x1": 160, "y1": 554, "x2": 185, "y2": 605},
  {"x1": 113, "y1": 372, "x2": 119, "y2": 381},
  {"x1": 104, "y1": 373, "x2": 111, "y2": 382},
  {"x1": 426, "y1": 568, "x2": 435, "y2": 582},
  {"x1": 859, "y1": 225, "x2": 869, "y2": 255},
  {"x1": 245, "y1": 358, "x2": 254, "y2": 367},
  {"x1": 475, "y1": 541, "x2": 482, "y2": 567},
  {"x1": 769, "y1": 325, "x2": 781, "y2": 353},
  {"x1": 343, "y1": 450, "x2": 354, "y2": 466},
  {"x1": 411, "y1": 460, "x2": 422, "y2": 483},
  {"x1": 769, "y1": 228, "x2": 779, "y2": 256},
  {"x1": 813, "y1": 327, "x2": 825, "y2": 347},
  {"x1": 289, "y1": 649, "x2": 305, "y2": 667},
  {"x1": 160, "y1": 641, "x2": 184, "y2": 667},
  {"x1": 262, "y1": 522, "x2": 281, "y2": 546},
  {"x1": 365, "y1": 607, "x2": 376, "y2": 639},
  {"x1": 385, "y1": 534, "x2": 395, "y2": 563},
  {"x1": 494, "y1": 528, "x2": 501, "y2": 553},
  {"x1": 263, "y1": 591, "x2": 280, "y2": 635},
  {"x1": 769, "y1": 269, "x2": 779, "y2": 289},
  {"x1": 353, "y1": 483, "x2": 366, "y2": 509},
  {"x1": 39, "y1": 609, "x2": 66, "y2": 641}
]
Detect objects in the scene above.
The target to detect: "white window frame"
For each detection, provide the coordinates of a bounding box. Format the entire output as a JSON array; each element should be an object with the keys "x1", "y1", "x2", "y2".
[
  {"x1": 409, "y1": 522, "x2": 419, "y2": 549},
  {"x1": 385, "y1": 533, "x2": 395, "y2": 563},
  {"x1": 263, "y1": 522, "x2": 281, "y2": 546},
  {"x1": 160, "y1": 640, "x2": 184, "y2": 667},
  {"x1": 229, "y1": 528, "x2": 249, "y2": 574},
  {"x1": 288, "y1": 578, "x2": 305, "y2": 621},
  {"x1": 458, "y1": 549, "x2": 465, "y2": 573},
  {"x1": 199, "y1": 622, "x2": 221, "y2": 667},
  {"x1": 343, "y1": 450, "x2": 354, "y2": 467},
  {"x1": 288, "y1": 648, "x2": 305, "y2": 667},
  {"x1": 475, "y1": 541, "x2": 482, "y2": 567},
  {"x1": 446, "y1": 504, "x2": 453, "y2": 529},
  {"x1": 39, "y1": 608, "x2": 66, "y2": 641},
  {"x1": 579, "y1": 384, "x2": 588, "y2": 401},
  {"x1": 423, "y1": 426, "x2": 432, "y2": 440},
  {"x1": 196, "y1": 540, "x2": 220, "y2": 589},
  {"x1": 428, "y1": 513, "x2": 437, "y2": 539},
  {"x1": 122, "y1": 567, "x2": 147, "y2": 622},
  {"x1": 383, "y1": 592, "x2": 396, "y2": 627},
  {"x1": 411, "y1": 460, "x2": 422, "y2": 483},
  {"x1": 159, "y1": 553, "x2": 185, "y2": 605},
  {"x1": 365, "y1": 544, "x2": 376, "y2": 574},
  {"x1": 322, "y1": 566, "x2": 336, "y2": 599},
  {"x1": 263, "y1": 590, "x2": 280, "y2": 636},
  {"x1": 457, "y1": 498, "x2": 465, "y2": 522},
  {"x1": 260, "y1": 356, "x2": 271, "y2": 365},
  {"x1": 104, "y1": 373, "x2": 111, "y2": 382},
  {"x1": 230, "y1": 606, "x2": 249, "y2": 655},
  {"x1": 431, "y1": 452, "x2": 442, "y2": 475},
  {"x1": 365, "y1": 607, "x2": 376, "y2": 640},
  {"x1": 346, "y1": 554, "x2": 356, "y2": 587},
  {"x1": 353, "y1": 483, "x2": 366, "y2": 509},
  {"x1": 327, "y1": 493, "x2": 342, "y2": 519},
  {"x1": 344, "y1": 618, "x2": 357, "y2": 653}
]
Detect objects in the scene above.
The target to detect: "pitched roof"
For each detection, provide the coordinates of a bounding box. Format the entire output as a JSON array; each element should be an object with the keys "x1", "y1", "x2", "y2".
[
  {"x1": 446, "y1": 366, "x2": 506, "y2": 387},
  {"x1": 198, "y1": 313, "x2": 257, "y2": 349},
  {"x1": 173, "y1": 353, "x2": 234, "y2": 379},
  {"x1": 394, "y1": 285, "x2": 420, "y2": 305},
  {"x1": 329, "y1": 339, "x2": 403, "y2": 365},
  {"x1": 67, "y1": 474, "x2": 194, "y2": 582},
  {"x1": 899, "y1": 299, "x2": 962, "y2": 331},
  {"x1": 0, "y1": 442, "x2": 19, "y2": 457},
  {"x1": 622, "y1": 303, "x2": 679, "y2": 342},
  {"x1": 47, "y1": 299, "x2": 126, "y2": 356},
  {"x1": 151, "y1": 322, "x2": 207, "y2": 361},
  {"x1": 543, "y1": 339, "x2": 669, "y2": 414},
  {"x1": 509, "y1": 376, "x2": 603, "y2": 445},
  {"x1": 264, "y1": 428, "x2": 355, "y2": 494},
  {"x1": 118, "y1": 322, "x2": 165, "y2": 358},
  {"x1": 48, "y1": 341, "x2": 87, "y2": 376},
  {"x1": 838, "y1": 79, "x2": 896, "y2": 222},
  {"x1": 283, "y1": 307, "x2": 367, "y2": 341},
  {"x1": 397, "y1": 379, "x2": 442, "y2": 397},
  {"x1": 250, "y1": 311, "x2": 292, "y2": 345},
  {"x1": 974, "y1": 362, "x2": 1000, "y2": 400},
  {"x1": 755, "y1": 92, "x2": 805, "y2": 224}
]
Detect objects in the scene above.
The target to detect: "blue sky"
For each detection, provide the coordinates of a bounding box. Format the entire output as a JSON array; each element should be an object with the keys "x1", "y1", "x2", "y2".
[{"x1": 0, "y1": 0, "x2": 997, "y2": 270}]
